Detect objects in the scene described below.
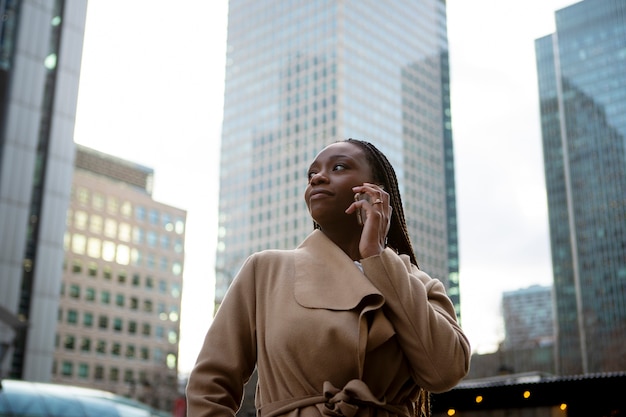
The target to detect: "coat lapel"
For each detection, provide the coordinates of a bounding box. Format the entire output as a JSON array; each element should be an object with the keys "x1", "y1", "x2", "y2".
[{"x1": 293, "y1": 230, "x2": 383, "y2": 310}]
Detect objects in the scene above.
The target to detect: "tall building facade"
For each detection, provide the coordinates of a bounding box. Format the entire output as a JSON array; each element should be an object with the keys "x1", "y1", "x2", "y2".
[
  {"x1": 535, "y1": 0, "x2": 626, "y2": 374},
  {"x1": 502, "y1": 285, "x2": 554, "y2": 351},
  {"x1": 0, "y1": 0, "x2": 87, "y2": 380},
  {"x1": 216, "y1": 0, "x2": 460, "y2": 319},
  {"x1": 55, "y1": 145, "x2": 186, "y2": 412}
]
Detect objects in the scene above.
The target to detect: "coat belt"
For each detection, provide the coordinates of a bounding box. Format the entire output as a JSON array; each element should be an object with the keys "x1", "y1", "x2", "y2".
[{"x1": 259, "y1": 379, "x2": 409, "y2": 417}]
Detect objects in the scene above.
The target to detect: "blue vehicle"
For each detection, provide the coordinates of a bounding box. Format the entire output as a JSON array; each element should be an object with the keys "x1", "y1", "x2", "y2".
[{"x1": 0, "y1": 379, "x2": 171, "y2": 417}]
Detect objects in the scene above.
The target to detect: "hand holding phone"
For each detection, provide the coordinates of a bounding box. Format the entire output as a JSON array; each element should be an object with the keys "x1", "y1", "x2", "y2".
[{"x1": 354, "y1": 192, "x2": 371, "y2": 226}]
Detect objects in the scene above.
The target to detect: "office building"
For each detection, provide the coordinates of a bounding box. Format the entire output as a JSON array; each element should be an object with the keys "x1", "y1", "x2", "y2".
[
  {"x1": 54, "y1": 145, "x2": 186, "y2": 411},
  {"x1": 502, "y1": 285, "x2": 554, "y2": 351},
  {"x1": 216, "y1": 0, "x2": 461, "y2": 318},
  {"x1": 535, "y1": 0, "x2": 626, "y2": 374},
  {"x1": 0, "y1": 0, "x2": 87, "y2": 380}
]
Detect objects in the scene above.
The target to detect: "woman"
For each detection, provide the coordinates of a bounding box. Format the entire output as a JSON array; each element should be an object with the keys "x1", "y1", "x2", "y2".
[{"x1": 186, "y1": 139, "x2": 470, "y2": 417}]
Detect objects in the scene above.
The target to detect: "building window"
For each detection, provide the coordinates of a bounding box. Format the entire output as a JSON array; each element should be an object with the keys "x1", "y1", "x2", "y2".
[
  {"x1": 103, "y1": 266, "x2": 112, "y2": 280},
  {"x1": 119, "y1": 223, "x2": 131, "y2": 242},
  {"x1": 120, "y1": 201, "x2": 132, "y2": 217},
  {"x1": 85, "y1": 287, "x2": 95, "y2": 301},
  {"x1": 67, "y1": 309, "x2": 78, "y2": 324},
  {"x1": 112, "y1": 343, "x2": 121, "y2": 356},
  {"x1": 116, "y1": 244, "x2": 130, "y2": 265},
  {"x1": 83, "y1": 312, "x2": 93, "y2": 327},
  {"x1": 149, "y1": 209, "x2": 159, "y2": 225},
  {"x1": 62, "y1": 361, "x2": 73, "y2": 376},
  {"x1": 158, "y1": 280, "x2": 167, "y2": 294},
  {"x1": 74, "y1": 211, "x2": 88, "y2": 230},
  {"x1": 72, "y1": 234, "x2": 86, "y2": 255},
  {"x1": 87, "y1": 262, "x2": 98, "y2": 277},
  {"x1": 128, "y1": 321, "x2": 137, "y2": 335},
  {"x1": 132, "y1": 273, "x2": 140, "y2": 287},
  {"x1": 126, "y1": 345, "x2": 135, "y2": 359},
  {"x1": 113, "y1": 318, "x2": 123, "y2": 332},
  {"x1": 80, "y1": 338, "x2": 91, "y2": 353},
  {"x1": 124, "y1": 369, "x2": 134, "y2": 383},
  {"x1": 77, "y1": 188, "x2": 89, "y2": 205},
  {"x1": 171, "y1": 283, "x2": 181, "y2": 298},
  {"x1": 64, "y1": 335, "x2": 75, "y2": 350},
  {"x1": 69, "y1": 284, "x2": 80, "y2": 299},
  {"x1": 172, "y1": 262, "x2": 183, "y2": 276},
  {"x1": 142, "y1": 323, "x2": 151, "y2": 336},
  {"x1": 160, "y1": 234, "x2": 170, "y2": 249},
  {"x1": 146, "y1": 276, "x2": 154, "y2": 290},
  {"x1": 96, "y1": 340, "x2": 106, "y2": 354},
  {"x1": 147, "y1": 231, "x2": 157, "y2": 247},
  {"x1": 109, "y1": 367, "x2": 119, "y2": 382},
  {"x1": 143, "y1": 300, "x2": 153, "y2": 313},
  {"x1": 130, "y1": 297, "x2": 139, "y2": 310},
  {"x1": 160, "y1": 257, "x2": 168, "y2": 271},
  {"x1": 72, "y1": 260, "x2": 82, "y2": 274},
  {"x1": 101, "y1": 291, "x2": 110, "y2": 304},
  {"x1": 104, "y1": 218, "x2": 117, "y2": 238},
  {"x1": 102, "y1": 241, "x2": 116, "y2": 262},
  {"x1": 140, "y1": 347, "x2": 149, "y2": 360},
  {"x1": 118, "y1": 271, "x2": 127, "y2": 284},
  {"x1": 78, "y1": 363, "x2": 89, "y2": 379},
  {"x1": 92, "y1": 193, "x2": 104, "y2": 210},
  {"x1": 133, "y1": 227, "x2": 144, "y2": 244},
  {"x1": 136, "y1": 206, "x2": 146, "y2": 221},
  {"x1": 107, "y1": 197, "x2": 119, "y2": 215},
  {"x1": 87, "y1": 238, "x2": 101, "y2": 258},
  {"x1": 115, "y1": 294, "x2": 125, "y2": 307},
  {"x1": 94, "y1": 365, "x2": 104, "y2": 380},
  {"x1": 90, "y1": 214, "x2": 103, "y2": 233},
  {"x1": 99, "y1": 315, "x2": 108, "y2": 329}
]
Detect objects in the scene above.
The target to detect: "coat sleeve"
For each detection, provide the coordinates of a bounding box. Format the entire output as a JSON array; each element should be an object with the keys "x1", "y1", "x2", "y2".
[
  {"x1": 360, "y1": 248, "x2": 471, "y2": 393},
  {"x1": 186, "y1": 255, "x2": 258, "y2": 417}
]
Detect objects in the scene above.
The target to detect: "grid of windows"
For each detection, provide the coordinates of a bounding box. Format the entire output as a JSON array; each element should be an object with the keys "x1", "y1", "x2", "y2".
[{"x1": 55, "y1": 146, "x2": 187, "y2": 411}]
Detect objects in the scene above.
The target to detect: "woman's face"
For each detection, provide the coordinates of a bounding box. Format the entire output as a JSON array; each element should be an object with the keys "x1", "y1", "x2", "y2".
[{"x1": 304, "y1": 141, "x2": 374, "y2": 228}]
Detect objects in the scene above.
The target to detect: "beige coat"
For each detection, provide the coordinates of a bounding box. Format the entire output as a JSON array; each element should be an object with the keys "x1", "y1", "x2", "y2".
[{"x1": 186, "y1": 230, "x2": 470, "y2": 417}]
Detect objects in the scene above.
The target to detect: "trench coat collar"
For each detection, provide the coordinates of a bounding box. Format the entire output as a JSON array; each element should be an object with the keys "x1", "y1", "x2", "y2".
[{"x1": 293, "y1": 230, "x2": 383, "y2": 310}]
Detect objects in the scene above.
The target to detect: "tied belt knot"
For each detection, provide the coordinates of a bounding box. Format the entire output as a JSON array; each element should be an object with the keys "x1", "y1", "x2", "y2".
[
  {"x1": 320, "y1": 380, "x2": 407, "y2": 417},
  {"x1": 260, "y1": 379, "x2": 409, "y2": 417}
]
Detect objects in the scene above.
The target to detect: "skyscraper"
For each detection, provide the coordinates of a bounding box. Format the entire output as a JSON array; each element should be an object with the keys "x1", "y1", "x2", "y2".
[
  {"x1": 0, "y1": 0, "x2": 87, "y2": 380},
  {"x1": 535, "y1": 0, "x2": 626, "y2": 374},
  {"x1": 216, "y1": 1, "x2": 460, "y2": 320}
]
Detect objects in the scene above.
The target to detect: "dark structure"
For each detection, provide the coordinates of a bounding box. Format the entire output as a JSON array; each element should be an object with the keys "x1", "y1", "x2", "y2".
[{"x1": 432, "y1": 372, "x2": 626, "y2": 417}]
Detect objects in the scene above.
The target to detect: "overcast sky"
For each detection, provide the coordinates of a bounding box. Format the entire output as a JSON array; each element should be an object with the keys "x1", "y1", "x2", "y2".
[{"x1": 73, "y1": 0, "x2": 579, "y2": 375}]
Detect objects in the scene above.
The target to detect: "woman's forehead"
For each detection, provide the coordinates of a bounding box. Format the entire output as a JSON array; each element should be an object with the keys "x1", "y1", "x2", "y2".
[{"x1": 314, "y1": 141, "x2": 364, "y2": 161}]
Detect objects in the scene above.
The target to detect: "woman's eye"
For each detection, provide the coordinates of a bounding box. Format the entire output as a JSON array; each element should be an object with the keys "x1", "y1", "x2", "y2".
[
  {"x1": 333, "y1": 164, "x2": 346, "y2": 171},
  {"x1": 307, "y1": 171, "x2": 316, "y2": 179}
]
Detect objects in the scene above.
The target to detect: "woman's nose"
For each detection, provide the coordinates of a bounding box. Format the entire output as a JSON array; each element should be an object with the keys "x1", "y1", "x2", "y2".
[{"x1": 309, "y1": 172, "x2": 328, "y2": 185}]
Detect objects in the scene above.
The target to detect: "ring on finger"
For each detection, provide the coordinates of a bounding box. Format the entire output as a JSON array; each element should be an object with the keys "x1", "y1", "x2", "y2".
[{"x1": 373, "y1": 198, "x2": 383, "y2": 205}]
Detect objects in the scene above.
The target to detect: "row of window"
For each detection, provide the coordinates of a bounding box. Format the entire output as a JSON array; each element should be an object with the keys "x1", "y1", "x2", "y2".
[
  {"x1": 53, "y1": 356, "x2": 177, "y2": 382},
  {"x1": 65, "y1": 260, "x2": 180, "y2": 294},
  {"x1": 61, "y1": 288, "x2": 179, "y2": 320},
  {"x1": 59, "y1": 309, "x2": 179, "y2": 337},
  {"x1": 65, "y1": 234, "x2": 184, "y2": 274},
  {"x1": 69, "y1": 210, "x2": 185, "y2": 248},
  {"x1": 74, "y1": 187, "x2": 185, "y2": 233}
]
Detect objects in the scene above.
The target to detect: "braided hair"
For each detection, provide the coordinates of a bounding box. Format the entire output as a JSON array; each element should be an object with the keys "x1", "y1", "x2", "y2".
[
  {"x1": 345, "y1": 138, "x2": 419, "y2": 267},
  {"x1": 340, "y1": 139, "x2": 430, "y2": 417}
]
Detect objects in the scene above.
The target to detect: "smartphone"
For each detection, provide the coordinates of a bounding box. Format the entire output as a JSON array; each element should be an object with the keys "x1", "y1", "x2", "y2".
[{"x1": 354, "y1": 192, "x2": 370, "y2": 226}]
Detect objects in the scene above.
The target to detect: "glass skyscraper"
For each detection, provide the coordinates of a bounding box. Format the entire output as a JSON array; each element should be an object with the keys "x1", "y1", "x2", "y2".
[
  {"x1": 0, "y1": 0, "x2": 87, "y2": 380},
  {"x1": 216, "y1": 0, "x2": 460, "y2": 319},
  {"x1": 535, "y1": 0, "x2": 626, "y2": 374}
]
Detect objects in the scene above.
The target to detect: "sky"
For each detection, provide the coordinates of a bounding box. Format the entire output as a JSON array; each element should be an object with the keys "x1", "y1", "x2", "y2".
[{"x1": 73, "y1": 0, "x2": 579, "y2": 375}]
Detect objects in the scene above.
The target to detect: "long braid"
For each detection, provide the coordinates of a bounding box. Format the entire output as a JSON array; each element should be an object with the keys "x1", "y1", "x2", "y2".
[
  {"x1": 346, "y1": 139, "x2": 418, "y2": 267},
  {"x1": 346, "y1": 139, "x2": 430, "y2": 417}
]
